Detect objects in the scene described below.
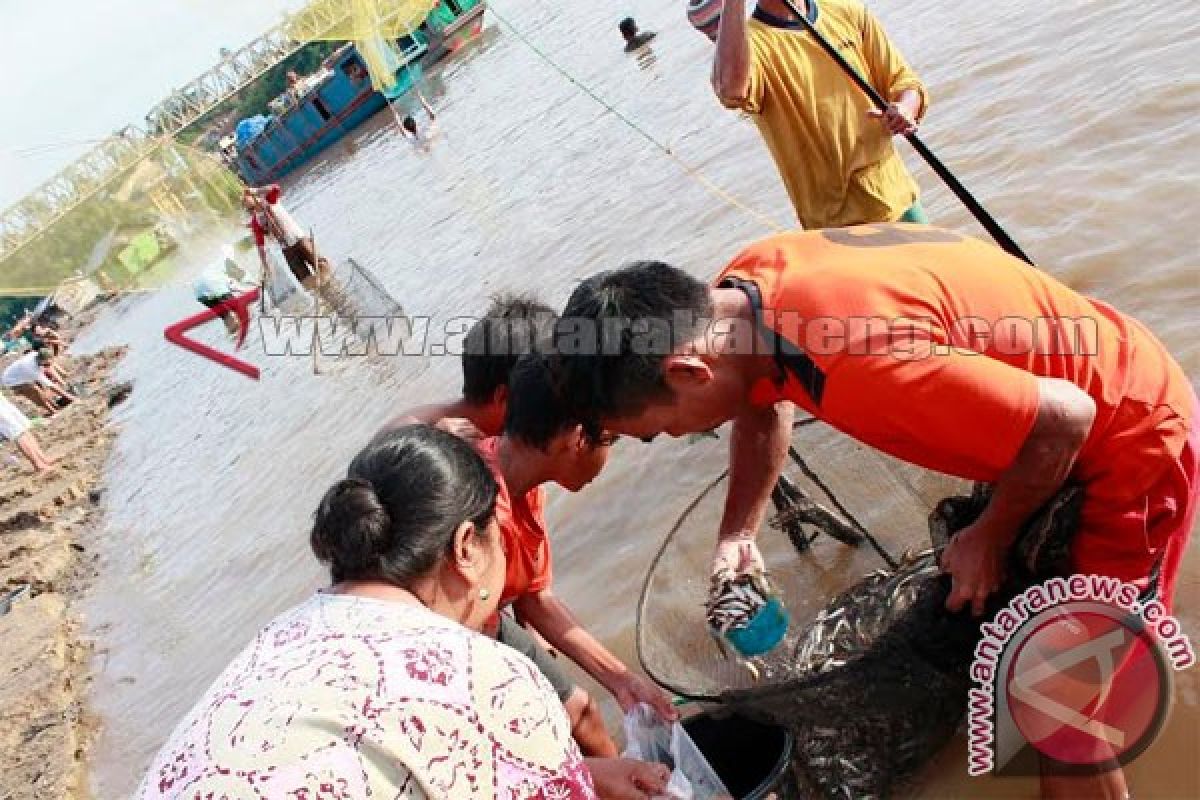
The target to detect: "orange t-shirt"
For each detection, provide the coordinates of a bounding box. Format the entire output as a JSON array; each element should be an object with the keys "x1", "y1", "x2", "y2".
[
  {"x1": 715, "y1": 224, "x2": 1194, "y2": 506},
  {"x1": 477, "y1": 437, "x2": 553, "y2": 607}
]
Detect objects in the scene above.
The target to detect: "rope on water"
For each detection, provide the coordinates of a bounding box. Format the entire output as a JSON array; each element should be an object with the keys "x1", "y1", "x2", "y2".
[
  {"x1": 788, "y1": 444, "x2": 898, "y2": 568},
  {"x1": 488, "y1": 6, "x2": 787, "y2": 234}
]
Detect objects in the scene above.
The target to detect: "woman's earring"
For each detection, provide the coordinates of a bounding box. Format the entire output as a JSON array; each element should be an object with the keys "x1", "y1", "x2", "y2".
[{"x1": 479, "y1": 588, "x2": 491, "y2": 601}]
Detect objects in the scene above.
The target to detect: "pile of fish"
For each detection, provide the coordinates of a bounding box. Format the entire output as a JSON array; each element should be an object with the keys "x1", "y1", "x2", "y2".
[
  {"x1": 705, "y1": 570, "x2": 772, "y2": 636},
  {"x1": 718, "y1": 483, "x2": 1082, "y2": 800}
]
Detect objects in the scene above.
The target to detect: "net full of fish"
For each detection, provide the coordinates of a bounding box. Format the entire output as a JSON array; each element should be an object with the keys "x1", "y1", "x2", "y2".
[{"x1": 712, "y1": 484, "x2": 1082, "y2": 800}]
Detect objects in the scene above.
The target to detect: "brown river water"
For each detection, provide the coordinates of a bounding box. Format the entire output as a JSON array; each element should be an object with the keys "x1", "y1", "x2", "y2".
[{"x1": 73, "y1": 0, "x2": 1199, "y2": 796}]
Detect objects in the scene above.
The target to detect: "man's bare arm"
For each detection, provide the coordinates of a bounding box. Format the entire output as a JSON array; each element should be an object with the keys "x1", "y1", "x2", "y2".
[
  {"x1": 942, "y1": 378, "x2": 1096, "y2": 615},
  {"x1": 713, "y1": 401, "x2": 794, "y2": 572},
  {"x1": 711, "y1": 0, "x2": 752, "y2": 108}
]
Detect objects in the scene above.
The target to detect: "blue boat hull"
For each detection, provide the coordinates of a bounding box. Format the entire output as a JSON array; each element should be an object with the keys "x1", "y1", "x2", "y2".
[{"x1": 235, "y1": 2, "x2": 484, "y2": 186}]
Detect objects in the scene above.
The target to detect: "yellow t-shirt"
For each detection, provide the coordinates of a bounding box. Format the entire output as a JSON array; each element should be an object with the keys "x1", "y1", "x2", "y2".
[{"x1": 742, "y1": 0, "x2": 928, "y2": 228}]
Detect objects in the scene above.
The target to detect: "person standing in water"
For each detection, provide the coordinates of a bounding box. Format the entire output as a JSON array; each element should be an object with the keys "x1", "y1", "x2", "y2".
[
  {"x1": 243, "y1": 185, "x2": 329, "y2": 291},
  {"x1": 619, "y1": 17, "x2": 657, "y2": 52},
  {"x1": 708, "y1": 0, "x2": 931, "y2": 227}
]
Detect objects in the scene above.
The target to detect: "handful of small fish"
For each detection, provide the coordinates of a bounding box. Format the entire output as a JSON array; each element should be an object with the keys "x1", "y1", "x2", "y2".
[{"x1": 705, "y1": 569, "x2": 772, "y2": 635}]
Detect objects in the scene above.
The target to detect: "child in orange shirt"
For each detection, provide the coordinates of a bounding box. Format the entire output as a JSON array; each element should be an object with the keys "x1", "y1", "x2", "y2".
[{"x1": 477, "y1": 354, "x2": 677, "y2": 757}]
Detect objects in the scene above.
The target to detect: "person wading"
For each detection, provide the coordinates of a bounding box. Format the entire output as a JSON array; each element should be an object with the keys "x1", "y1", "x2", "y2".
[
  {"x1": 243, "y1": 185, "x2": 330, "y2": 291},
  {"x1": 709, "y1": 0, "x2": 930, "y2": 227}
]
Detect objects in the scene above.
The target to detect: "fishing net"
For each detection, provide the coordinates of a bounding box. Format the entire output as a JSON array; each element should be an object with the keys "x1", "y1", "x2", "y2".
[
  {"x1": 637, "y1": 420, "x2": 1081, "y2": 798},
  {"x1": 638, "y1": 419, "x2": 970, "y2": 701},
  {"x1": 286, "y1": 0, "x2": 439, "y2": 94},
  {"x1": 0, "y1": 140, "x2": 244, "y2": 303}
]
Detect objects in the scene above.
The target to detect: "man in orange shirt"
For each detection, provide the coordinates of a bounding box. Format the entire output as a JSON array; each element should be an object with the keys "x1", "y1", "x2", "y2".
[
  {"x1": 473, "y1": 354, "x2": 676, "y2": 760},
  {"x1": 554, "y1": 223, "x2": 1196, "y2": 798}
]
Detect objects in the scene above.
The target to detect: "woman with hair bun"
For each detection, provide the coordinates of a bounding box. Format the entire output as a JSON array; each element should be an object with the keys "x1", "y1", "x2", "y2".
[{"x1": 137, "y1": 425, "x2": 667, "y2": 800}]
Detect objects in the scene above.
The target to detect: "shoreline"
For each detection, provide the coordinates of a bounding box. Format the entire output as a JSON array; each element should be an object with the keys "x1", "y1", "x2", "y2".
[{"x1": 0, "y1": 343, "x2": 130, "y2": 800}]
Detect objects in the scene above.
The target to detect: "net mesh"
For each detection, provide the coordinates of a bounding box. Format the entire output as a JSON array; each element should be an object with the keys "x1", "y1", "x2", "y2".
[
  {"x1": 637, "y1": 421, "x2": 1082, "y2": 799},
  {"x1": 286, "y1": 0, "x2": 439, "y2": 93},
  {"x1": 637, "y1": 419, "x2": 970, "y2": 701}
]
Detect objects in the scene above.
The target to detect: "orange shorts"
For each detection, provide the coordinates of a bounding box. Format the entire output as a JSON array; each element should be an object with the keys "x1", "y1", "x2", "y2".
[{"x1": 1071, "y1": 407, "x2": 1199, "y2": 613}]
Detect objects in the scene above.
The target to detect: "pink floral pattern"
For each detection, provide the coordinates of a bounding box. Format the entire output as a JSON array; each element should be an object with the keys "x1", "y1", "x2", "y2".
[{"x1": 137, "y1": 593, "x2": 596, "y2": 799}]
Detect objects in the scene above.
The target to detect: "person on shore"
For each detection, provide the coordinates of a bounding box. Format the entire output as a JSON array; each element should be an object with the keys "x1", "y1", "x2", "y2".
[
  {"x1": 243, "y1": 185, "x2": 330, "y2": 291},
  {"x1": 553, "y1": 224, "x2": 1197, "y2": 799},
  {"x1": 709, "y1": 0, "x2": 930, "y2": 228},
  {"x1": 1, "y1": 349, "x2": 76, "y2": 416},
  {"x1": 135, "y1": 425, "x2": 668, "y2": 800},
  {"x1": 378, "y1": 292, "x2": 555, "y2": 438},
  {"x1": 30, "y1": 321, "x2": 66, "y2": 358},
  {"x1": 0, "y1": 391, "x2": 55, "y2": 474},
  {"x1": 466, "y1": 354, "x2": 677, "y2": 758},
  {"x1": 619, "y1": 17, "x2": 657, "y2": 52}
]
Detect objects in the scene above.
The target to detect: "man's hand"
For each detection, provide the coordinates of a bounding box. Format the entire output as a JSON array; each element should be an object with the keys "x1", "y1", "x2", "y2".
[
  {"x1": 867, "y1": 101, "x2": 918, "y2": 136},
  {"x1": 610, "y1": 675, "x2": 678, "y2": 721},
  {"x1": 585, "y1": 758, "x2": 670, "y2": 800},
  {"x1": 711, "y1": 533, "x2": 765, "y2": 579},
  {"x1": 940, "y1": 521, "x2": 1013, "y2": 617}
]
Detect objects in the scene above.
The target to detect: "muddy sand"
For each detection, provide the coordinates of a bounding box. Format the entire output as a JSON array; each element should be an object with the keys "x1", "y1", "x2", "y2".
[{"x1": 0, "y1": 346, "x2": 130, "y2": 800}]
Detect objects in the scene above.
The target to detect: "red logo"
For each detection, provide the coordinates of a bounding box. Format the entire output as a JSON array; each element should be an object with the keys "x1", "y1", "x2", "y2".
[
  {"x1": 1003, "y1": 603, "x2": 1170, "y2": 771},
  {"x1": 163, "y1": 289, "x2": 261, "y2": 380}
]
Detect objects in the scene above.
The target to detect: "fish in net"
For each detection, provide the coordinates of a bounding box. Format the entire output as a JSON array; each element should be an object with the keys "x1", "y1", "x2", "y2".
[{"x1": 636, "y1": 421, "x2": 1080, "y2": 799}]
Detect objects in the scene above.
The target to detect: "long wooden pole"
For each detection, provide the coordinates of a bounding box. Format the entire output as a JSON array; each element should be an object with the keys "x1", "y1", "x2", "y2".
[{"x1": 779, "y1": 0, "x2": 1034, "y2": 265}]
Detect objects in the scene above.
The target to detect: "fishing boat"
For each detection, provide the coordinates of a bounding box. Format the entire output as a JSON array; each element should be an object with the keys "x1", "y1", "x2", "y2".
[{"x1": 234, "y1": 0, "x2": 486, "y2": 185}]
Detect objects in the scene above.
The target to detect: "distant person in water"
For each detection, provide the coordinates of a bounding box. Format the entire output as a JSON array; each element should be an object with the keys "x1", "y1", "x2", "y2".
[
  {"x1": 0, "y1": 391, "x2": 55, "y2": 473},
  {"x1": 619, "y1": 17, "x2": 657, "y2": 52},
  {"x1": 399, "y1": 92, "x2": 438, "y2": 146},
  {"x1": 378, "y1": 292, "x2": 555, "y2": 439},
  {"x1": 243, "y1": 185, "x2": 329, "y2": 290}
]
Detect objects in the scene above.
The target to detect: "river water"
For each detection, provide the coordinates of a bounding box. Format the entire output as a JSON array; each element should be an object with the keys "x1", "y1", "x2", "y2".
[{"x1": 74, "y1": 0, "x2": 1199, "y2": 796}]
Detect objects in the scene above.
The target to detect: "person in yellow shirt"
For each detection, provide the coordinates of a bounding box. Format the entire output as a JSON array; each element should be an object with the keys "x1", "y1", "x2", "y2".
[{"x1": 708, "y1": 0, "x2": 929, "y2": 228}]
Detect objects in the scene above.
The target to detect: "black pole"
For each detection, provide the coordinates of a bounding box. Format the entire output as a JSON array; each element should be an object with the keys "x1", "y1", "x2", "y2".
[{"x1": 778, "y1": 0, "x2": 1034, "y2": 265}]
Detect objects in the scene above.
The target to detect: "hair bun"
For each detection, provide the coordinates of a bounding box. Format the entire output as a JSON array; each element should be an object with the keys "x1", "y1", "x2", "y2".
[{"x1": 311, "y1": 477, "x2": 391, "y2": 579}]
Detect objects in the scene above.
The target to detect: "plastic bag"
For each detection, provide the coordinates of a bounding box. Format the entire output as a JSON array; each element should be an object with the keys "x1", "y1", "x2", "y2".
[{"x1": 621, "y1": 705, "x2": 732, "y2": 800}]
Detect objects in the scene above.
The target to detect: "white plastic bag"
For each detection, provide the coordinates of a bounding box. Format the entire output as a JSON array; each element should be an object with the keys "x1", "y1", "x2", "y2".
[{"x1": 621, "y1": 704, "x2": 732, "y2": 800}]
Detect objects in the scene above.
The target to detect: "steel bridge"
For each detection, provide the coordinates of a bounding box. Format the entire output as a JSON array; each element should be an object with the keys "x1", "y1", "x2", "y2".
[{"x1": 0, "y1": 3, "x2": 355, "y2": 265}]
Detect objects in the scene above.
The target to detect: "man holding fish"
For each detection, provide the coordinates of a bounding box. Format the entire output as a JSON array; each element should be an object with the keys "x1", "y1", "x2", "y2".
[{"x1": 549, "y1": 222, "x2": 1197, "y2": 799}]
